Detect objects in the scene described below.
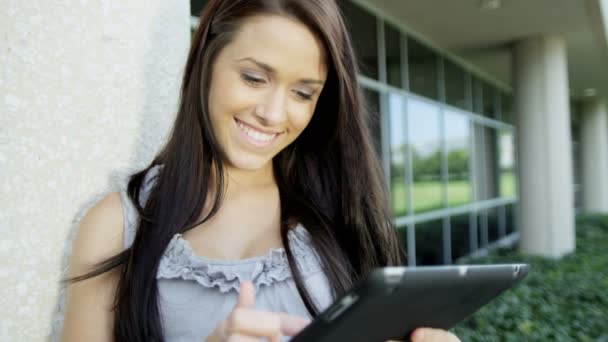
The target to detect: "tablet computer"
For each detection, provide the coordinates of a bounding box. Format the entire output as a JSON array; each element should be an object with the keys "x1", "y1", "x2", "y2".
[{"x1": 291, "y1": 264, "x2": 528, "y2": 342}]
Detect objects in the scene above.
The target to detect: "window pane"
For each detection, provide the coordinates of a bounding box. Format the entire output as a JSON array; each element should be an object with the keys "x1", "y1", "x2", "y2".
[
  {"x1": 474, "y1": 125, "x2": 499, "y2": 200},
  {"x1": 364, "y1": 88, "x2": 382, "y2": 159},
  {"x1": 385, "y1": 23, "x2": 402, "y2": 88},
  {"x1": 472, "y1": 78, "x2": 483, "y2": 114},
  {"x1": 408, "y1": 98, "x2": 442, "y2": 213},
  {"x1": 505, "y1": 204, "x2": 515, "y2": 235},
  {"x1": 407, "y1": 37, "x2": 438, "y2": 100},
  {"x1": 416, "y1": 219, "x2": 443, "y2": 265},
  {"x1": 389, "y1": 93, "x2": 408, "y2": 216},
  {"x1": 501, "y1": 93, "x2": 514, "y2": 125},
  {"x1": 483, "y1": 82, "x2": 497, "y2": 118},
  {"x1": 487, "y1": 207, "x2": 499, "y2": 244},
  {"x1": 445, "y1": 110, "x2": 471, "y2": 207},
  {"x1": 444, "y1": 59, "x2": 466, "y2": 110},
  {"x1": 341, "y1": 0, "x2": 378, "y2": 79},
  {"x1": 499, "y1": 130, "x2": 516, "y2": 198},
  {"x1": 451, "y1": 214, "x2": 471, "y2": 260},
  {"x1": 477, "y1": 211, "x2": 488, "y2": 248},
  {"x1": 191, "y1": 0, "x2": 208, "y2": 16}
]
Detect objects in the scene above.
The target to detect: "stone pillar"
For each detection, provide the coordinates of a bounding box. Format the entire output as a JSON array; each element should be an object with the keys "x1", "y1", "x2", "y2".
[
  {"x1": 580, "y1": 98, "x2": 608, "y2": 212},
  {"x1": 513, "y1": 35, "x2": 575, "y2": 257}
]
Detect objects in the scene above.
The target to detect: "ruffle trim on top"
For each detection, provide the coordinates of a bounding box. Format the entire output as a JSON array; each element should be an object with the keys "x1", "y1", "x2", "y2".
[
  {"x1": 157, "y1": 224, "x2": 323, "y2": 293},
  {"x1": 126, "y1": 164, "x2": 324, "y2": 292}
]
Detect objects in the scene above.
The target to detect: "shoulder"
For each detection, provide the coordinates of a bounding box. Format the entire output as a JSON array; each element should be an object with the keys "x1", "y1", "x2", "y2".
[
  {"x1": 69, "y1": 192, "x2": 125, "y2": 273},
  {"x1": 62, "y1": 193, "x2": 125, "y2": 341},
  {"x1": 288, "y1": 224, "x2": 326, "y2": 274}
]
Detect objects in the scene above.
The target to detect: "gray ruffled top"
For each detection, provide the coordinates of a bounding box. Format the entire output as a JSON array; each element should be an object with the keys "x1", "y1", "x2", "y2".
[{"x1": 118, "y1": 165, "x2": 334, "y2": 341}]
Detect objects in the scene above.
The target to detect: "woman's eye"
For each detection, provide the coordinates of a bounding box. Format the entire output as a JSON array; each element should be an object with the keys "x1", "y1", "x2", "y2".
[
  {"x1": 241, "y1": 73, "x2": 265, "y2": 86},
  {"x1": 294, "y1": 90, "x2": 314, "y2": 101}
]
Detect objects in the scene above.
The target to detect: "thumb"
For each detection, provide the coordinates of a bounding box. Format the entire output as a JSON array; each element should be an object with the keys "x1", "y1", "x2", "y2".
[
  {"x1": 236, "y1": 280, "x2": 255, "y2": 308},
  {"x1": 278, "y1": 312, "x2": 311, "y2": 336}
]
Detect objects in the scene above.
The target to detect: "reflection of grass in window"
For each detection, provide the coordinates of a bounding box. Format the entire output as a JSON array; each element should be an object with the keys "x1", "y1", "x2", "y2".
[
  {"x1": 412, "y1": 181, "x2": 443, "y2": 213},
  {"x1": 391, "y1": 178, "x2": 408, "y2": 215},
  {"x1": 500, "y1": 172, "x2": 516, "y2": 197},
  {"x1": 391, "y1": 179, "x2": 473, "y2": 215},
  {"x1": 391, "y1": 174, "x2": 516, "y2": 216},
  {"x1": 447, "y1": 179, "x2": 471, "y2": 207}
]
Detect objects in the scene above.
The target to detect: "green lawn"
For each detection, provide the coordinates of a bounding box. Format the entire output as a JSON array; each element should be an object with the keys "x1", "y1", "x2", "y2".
[{"x1": 392, "y1": 173, "x2": 517, "y2": 216}]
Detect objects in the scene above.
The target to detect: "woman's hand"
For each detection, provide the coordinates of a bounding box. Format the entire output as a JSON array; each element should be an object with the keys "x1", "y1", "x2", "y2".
[
  {"x1": 387, "y1": 327, "x2": 461, "y2": 342},
  {"x1": 206, "y1": 281, "x2": 310, "y2": 342}
]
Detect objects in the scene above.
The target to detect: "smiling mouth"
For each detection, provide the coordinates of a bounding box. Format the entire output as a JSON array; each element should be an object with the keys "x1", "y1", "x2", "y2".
[{"x1": 234, "y1": 118, "x2": 282, "y2": 145}]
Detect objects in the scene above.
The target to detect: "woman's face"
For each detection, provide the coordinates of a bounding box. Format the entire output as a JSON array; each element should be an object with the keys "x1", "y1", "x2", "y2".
[{"x1": 207, "y1": 14, "x2": 327, "y2": 171}]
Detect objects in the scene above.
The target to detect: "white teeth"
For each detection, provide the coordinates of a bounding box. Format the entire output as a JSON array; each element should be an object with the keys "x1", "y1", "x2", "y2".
[{"x1": 236, "y1": 120, "x2": 277, "y2": 142}]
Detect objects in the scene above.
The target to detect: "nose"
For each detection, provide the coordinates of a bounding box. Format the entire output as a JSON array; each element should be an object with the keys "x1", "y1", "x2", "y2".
[{"x1": 254, "y1": 89, "x2": 287, "y2": 126}]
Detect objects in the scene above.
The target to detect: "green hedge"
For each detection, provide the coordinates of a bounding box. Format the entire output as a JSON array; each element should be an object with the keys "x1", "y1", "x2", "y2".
[{"x1": 452, "y1": 214, "x2": 608, "y2": 341}]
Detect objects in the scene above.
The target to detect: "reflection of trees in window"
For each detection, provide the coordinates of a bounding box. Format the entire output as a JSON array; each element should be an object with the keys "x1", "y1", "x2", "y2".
[
  {"x1": 448, "y1": 150, "x2": 469, "y2": 179},
  {"x1": 408, "y1": 98, "x2": 442, "y2": 213},
  {"x1": 445, "y1": 111, "x2": 471, "y2": 207},
  {"x1": 389, "y1": 93, "x2": 407, "y2": 216}
]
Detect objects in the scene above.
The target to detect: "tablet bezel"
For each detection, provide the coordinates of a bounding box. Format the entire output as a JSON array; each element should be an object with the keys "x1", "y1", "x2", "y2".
[{"x1": 291, "y1": 264, "x2": 529, "y2": 342}]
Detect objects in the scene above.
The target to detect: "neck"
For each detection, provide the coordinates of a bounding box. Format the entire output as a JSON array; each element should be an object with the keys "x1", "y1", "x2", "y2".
[{"x1": 220, "y1": 160, "x2": 277, "y2": 197}]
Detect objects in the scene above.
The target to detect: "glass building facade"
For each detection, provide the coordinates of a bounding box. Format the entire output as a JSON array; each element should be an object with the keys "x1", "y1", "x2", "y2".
[{"x1": 191, "y1": 0, "x2": 519, "y2": 265}]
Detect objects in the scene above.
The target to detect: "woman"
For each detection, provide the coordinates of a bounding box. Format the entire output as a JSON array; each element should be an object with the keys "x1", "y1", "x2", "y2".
[{"x1": 61, "y1": 0, "x2": 460, "y2": 341}]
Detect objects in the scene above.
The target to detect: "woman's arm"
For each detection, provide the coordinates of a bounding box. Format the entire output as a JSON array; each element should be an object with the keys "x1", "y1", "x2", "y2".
[{"x1": 61, "y1": 192, "x2": 125, "y2": 342}]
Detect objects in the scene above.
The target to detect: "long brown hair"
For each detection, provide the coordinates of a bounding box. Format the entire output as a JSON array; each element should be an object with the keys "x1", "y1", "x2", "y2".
[{"x1": 68, "y1": 0, "x2": 405, "y2": 340}]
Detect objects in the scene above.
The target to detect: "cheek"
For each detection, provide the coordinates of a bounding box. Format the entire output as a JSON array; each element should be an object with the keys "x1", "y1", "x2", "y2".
[
  {"x1": 208, "y1": 69, "x2": 253, "y2": 115},
  {"x1": 289, "y1": 106, "x2": 316, "y2": 134}
]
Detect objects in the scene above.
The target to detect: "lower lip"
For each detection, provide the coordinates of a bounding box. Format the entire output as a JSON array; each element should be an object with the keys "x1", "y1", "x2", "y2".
[{"x1": 234, "y1": 118, "x2": 281, "y2": 148}]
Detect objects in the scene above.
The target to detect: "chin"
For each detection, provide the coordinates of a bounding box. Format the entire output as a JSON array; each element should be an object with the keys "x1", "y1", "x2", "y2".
[{"x1": 226, "y1": 153, "x2": 273, "y2": 171}]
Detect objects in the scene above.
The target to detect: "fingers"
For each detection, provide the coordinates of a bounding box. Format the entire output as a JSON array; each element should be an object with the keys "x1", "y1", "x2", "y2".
[
  {"x1": 236, "y1": 281, "x2": 255, "y2": 309},
  {"x1": 226, "y1": 307, "x2": 283, "y2": 342},
  {"x1": 277, "y1": 312, "x2": 311, "y2": 336},
  {"x1": 223, "y1": 308, "x2": 311, "y2": 341},
  {"x1": 411, "y1": 328, "x2": 461, "y2": 342},
  {"x1": 209, "y1": 281, "x2": 310, "y2": 342}
]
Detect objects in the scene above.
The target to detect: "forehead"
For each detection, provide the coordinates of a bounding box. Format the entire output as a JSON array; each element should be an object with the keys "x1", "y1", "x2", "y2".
[{"x1": 223, "y1": 14, "x2": 327, "y2": 79}]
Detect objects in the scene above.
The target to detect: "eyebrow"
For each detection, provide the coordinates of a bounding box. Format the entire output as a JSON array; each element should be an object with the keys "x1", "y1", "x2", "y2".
[{"x1": 235, "y1": 57, "x2": 325, "y2": 85}]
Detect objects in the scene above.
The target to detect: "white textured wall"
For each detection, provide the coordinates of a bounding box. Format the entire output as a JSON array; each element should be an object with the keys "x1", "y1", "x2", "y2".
[{"x1": 0, "y1": 0, "x2": 190, "y2": 340}]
